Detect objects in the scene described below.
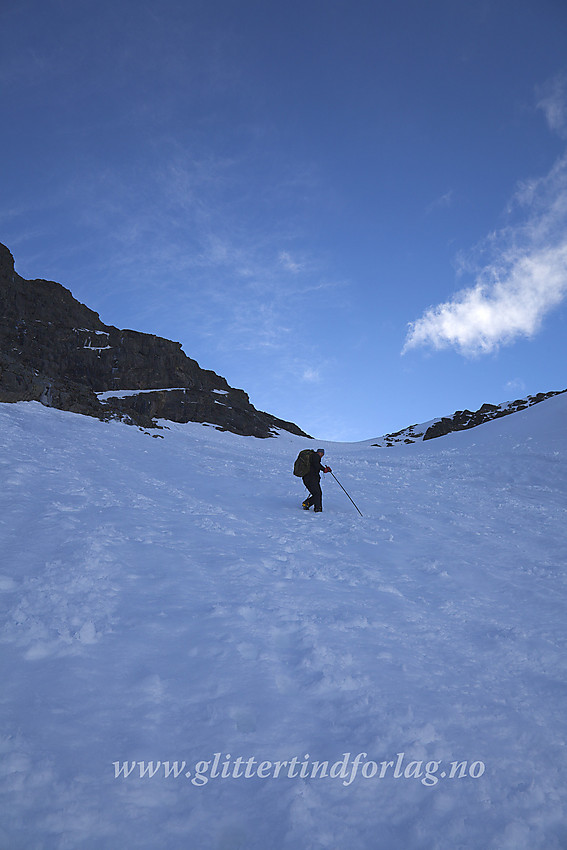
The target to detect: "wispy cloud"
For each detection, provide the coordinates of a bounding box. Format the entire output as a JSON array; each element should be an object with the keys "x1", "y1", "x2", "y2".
[
  {"x1": 425, "y1": 189, "x2": 454, "y2": 215},
  {"x1": 302, "y1": 367, "x2": 320, "y2": 382},
  {"x1": 536, "y1": 73, "x2": 567, "y2": 139},
  {"x1": 46, "y1": 145, "x2": 345, "y2": 361},
  {"x1": 505, "y1": 378, "x2": 527, "y2": 396},
  {"x1": 278, "y1": 251, "x2": 305, "y2": 274},
  {"x1": 403, "y1": 85, "x2": 567, "y2": 357}
]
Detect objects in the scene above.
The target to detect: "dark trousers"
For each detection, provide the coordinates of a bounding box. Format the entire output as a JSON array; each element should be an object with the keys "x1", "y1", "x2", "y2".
[{"x1": 302, "y1": 473, "x2": 322, "y2": 511}]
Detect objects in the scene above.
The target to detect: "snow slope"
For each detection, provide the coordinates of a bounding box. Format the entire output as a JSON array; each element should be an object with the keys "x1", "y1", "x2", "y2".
[{"x1": 1, "y1": 397, "x2": 566, "y2": 850}]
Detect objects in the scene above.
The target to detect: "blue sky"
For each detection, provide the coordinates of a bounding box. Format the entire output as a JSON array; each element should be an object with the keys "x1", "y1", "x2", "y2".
[{"x1": 2, "y1": 0, "x2": 567, "y2": 440}]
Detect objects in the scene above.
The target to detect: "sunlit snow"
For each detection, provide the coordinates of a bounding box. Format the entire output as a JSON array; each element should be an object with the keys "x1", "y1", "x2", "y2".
[{"x1": 1, "y1": 396, "x2": 566, "y2": 849}]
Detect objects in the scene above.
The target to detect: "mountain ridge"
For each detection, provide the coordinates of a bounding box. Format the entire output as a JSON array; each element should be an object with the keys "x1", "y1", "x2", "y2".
[
  {"x1": 0, "y1": 242, "x2": 310, "y2": 439},
  {"x1": 1, "y1": 241, "x2": 563, "y2": 444},
  {"x1": 371, "y1": 388, "x2": 567, "y2": 447}
]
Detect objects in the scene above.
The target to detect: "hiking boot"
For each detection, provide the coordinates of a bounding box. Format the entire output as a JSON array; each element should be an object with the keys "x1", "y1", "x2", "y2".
[
  {"x1": 302, "y1": 499, "x2": 311, "y2": 510},
  {"x1": 314, "y1": 507, "x2": 322, "y2": 513}
]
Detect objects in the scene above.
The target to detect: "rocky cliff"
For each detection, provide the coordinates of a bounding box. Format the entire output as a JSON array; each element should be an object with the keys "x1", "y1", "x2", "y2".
[{"x1": 0, "y1": 242, "x2": 310, "y2": 438}]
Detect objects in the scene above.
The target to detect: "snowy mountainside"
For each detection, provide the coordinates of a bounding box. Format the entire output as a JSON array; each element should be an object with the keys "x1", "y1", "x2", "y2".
[
  {"x1": 371, "y1": 388, "x2": 566, "y2": 446},
  {"x1": 1, "y1": 395, "x2": 567, "y2": 849}
]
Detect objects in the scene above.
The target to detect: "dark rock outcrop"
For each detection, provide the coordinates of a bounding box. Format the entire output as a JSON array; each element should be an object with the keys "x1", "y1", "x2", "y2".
[
  {"x1": 421, "y1": 394, "x2": 563, "y2": 441},
  {"x1": 371, "y1": 389, "x2": 566, "y2": 447},
  {"x1": 0, "y1": 242, "x2": 310, "y2": 438}
]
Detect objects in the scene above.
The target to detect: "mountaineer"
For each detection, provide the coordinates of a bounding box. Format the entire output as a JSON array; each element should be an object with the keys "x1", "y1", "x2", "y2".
[{"x1": 293, "y1": 448, "x2": 332, "y2": 512}]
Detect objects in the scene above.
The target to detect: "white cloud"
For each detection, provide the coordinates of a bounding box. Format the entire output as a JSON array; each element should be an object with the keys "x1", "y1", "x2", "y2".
[
  {"x1": 403, "y1": 241, "x2": 567, "y2": 354},
  {"x1": 403, "y1": 142, "x2": 567, "y2": 356}
]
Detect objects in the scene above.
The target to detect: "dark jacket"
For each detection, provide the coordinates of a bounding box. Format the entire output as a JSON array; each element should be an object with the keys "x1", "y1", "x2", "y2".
[{"x1": 304, "y1": 450, "x2": 325, "y2": 481}]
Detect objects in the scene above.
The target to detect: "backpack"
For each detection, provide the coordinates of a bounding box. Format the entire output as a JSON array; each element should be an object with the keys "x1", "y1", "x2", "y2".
[{"x1": 293, "y1": 449, "x2": 313, "y2": 477}]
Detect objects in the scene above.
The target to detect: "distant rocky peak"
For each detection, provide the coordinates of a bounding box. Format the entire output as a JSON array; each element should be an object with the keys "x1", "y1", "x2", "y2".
[{"x1": 372, "y1": 389, "x2": 566, "y2": 447}]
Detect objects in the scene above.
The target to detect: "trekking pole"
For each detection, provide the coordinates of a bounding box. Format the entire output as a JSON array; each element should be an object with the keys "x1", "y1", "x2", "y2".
[{"x1": 330, "y1": 472, "x2": 363, "y2": 517}]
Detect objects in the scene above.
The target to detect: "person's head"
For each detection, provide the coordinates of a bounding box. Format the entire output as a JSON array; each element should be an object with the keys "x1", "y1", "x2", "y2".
[{"x1": 317, "y1": 448, "x2": 325, "y2": 457}]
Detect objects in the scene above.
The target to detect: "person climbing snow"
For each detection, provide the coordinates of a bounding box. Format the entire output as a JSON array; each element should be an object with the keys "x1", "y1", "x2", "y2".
[{"x1": 299, "y1": 448, "x2": 332, "y2": 512}]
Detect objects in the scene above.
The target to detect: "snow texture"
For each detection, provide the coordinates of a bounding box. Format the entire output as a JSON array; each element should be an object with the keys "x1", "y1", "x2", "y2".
[{"x1": 1, "y1": 396, "x2": 566, "y2": 849}]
